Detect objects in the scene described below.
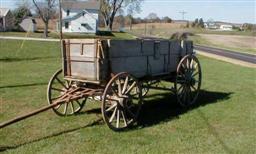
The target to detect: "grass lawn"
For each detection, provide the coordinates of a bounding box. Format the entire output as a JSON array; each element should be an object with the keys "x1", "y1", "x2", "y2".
[
  {"x1": 0, "y1": 31, "x2": 136, "y2": 40},
  {"x1": 0, "y1": 40, "x2": 255, "y2": 153}
]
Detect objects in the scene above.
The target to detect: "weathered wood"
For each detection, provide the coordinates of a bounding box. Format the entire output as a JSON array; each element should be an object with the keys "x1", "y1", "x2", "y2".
[{"x1": 62, "y1": 39, "x2": 193, "y2": 82}]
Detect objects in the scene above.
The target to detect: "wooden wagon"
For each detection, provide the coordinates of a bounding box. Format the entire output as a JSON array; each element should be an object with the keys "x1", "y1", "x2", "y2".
[
  {"x1": 46, "y1": 38, "x2": 202, "y2": 131},
  {"x1": 0, "y1": 1, "x2": 201, "y2": 130}
]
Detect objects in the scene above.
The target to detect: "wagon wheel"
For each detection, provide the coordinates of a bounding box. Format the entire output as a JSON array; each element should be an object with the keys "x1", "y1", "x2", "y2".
[
  {"x1": 102, "y1": 72, "x2": 143, "y2": 131},
  {"x1": 175, "y1": 55, "x2": 202, "y2": 107},
  {"x1": 47, "y1": 69, "x2": 86, "y2": 116}
]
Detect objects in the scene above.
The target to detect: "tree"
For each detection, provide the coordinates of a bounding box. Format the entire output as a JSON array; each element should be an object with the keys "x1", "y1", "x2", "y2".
[
  {"x1": 32, "y1": 0, "x2": 56, "y2": 37},
  {"x1": 162, "y1": 16, "x2": 172, "y2": 23},
  {"x1": 147, "y1": 12, "x2": 158, "y2": 22},
  {"x1": 186, "y1": 21, "x2": 189, "y2": 28},
  {"x1": 12, "y1": 6, "x2": 32, "y2": 29},
  {"x1": 195, "y1": 18, "x2": 199, "y2": 25},
  {"x1": 198, "y1": 18, "x2": 204, "y2": 28},
  {"x1": 242, "y1": 23, "x2": 255, "y2": 31},
  {"x1": 100, "y1": 0, "x2": 143, "y2": 31}
]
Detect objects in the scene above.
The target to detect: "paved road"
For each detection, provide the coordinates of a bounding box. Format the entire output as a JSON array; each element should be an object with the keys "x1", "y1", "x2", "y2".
[{"x1": 194, "y1": 45, "x2": 256, "y2": 64}]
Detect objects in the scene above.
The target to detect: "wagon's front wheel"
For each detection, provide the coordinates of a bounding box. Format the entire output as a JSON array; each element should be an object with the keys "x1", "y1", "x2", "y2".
[
  {"x1": 47, "y1": 69, "x2": 86, "y2": 116},
  {"x1": 102, "y1": 72, "x2": 143, "y2": 131},
  {"x1": 175, "y1": 55, "x2": 202, "y2": 107}
]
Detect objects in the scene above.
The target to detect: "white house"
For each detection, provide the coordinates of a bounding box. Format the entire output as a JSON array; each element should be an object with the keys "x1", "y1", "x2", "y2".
[
  {"x1": 0, "y1": 8, "x2": 14, "y2": 31},
  {"x1": 219, "y1": 24, "x2": 233, "y2": 31},
  {"x1": 61, "y1": 0, "x2": 100, "y2": 33},
  {"x1": 204, "y1": 22, "x2": 218, "y2": 29}
]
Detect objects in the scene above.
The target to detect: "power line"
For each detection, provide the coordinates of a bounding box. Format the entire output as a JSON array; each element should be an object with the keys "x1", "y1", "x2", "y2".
[{"x1": 179, "y1": 11, "x2": 187, "y2": 20}]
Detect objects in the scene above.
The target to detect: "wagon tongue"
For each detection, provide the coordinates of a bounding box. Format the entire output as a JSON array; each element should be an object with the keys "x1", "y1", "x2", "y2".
[{"x1": 0, "y1": 99, "x2": 66, "y2": 129}]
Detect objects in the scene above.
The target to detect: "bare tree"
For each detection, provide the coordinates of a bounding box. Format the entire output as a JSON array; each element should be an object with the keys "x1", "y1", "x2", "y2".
[
  {"x1": 100, "y1": 0, "x2": 143, "y2": 31},
  {"x1": 32, "y1": 0, "x2": 56, "y2": 37}
]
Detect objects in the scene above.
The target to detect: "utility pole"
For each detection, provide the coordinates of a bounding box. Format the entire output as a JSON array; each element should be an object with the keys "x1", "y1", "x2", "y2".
[{"x1": 179, "y1": 11, "x2": 187, "y2": 20}]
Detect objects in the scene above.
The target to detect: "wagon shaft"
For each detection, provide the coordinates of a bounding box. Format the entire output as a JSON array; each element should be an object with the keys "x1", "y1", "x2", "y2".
[{"x1": 0, "y1": 88, "x2": 103, "y2": 129}]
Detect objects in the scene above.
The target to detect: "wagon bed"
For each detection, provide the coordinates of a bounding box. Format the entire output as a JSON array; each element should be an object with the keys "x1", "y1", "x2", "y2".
[{"x1": 62, "y1": 39, "x2": 194, "y2": 84}]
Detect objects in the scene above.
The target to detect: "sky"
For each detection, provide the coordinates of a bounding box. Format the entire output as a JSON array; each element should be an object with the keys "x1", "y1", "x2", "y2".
[{"x1": 0, "y1": 0, "x2": 255, "y2": 24}]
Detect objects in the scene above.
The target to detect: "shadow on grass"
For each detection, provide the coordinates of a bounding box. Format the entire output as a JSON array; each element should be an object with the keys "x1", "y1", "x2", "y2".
[
  {"x1": 137, "y1": 90, "x2": 232, "y2": 127},
  {"x1": 0, "y1": 118, "x2": 104, "y2": 152},
  {"x1": 0, "y1": 56, "x2": 58, "y2": 62},
  {"x1": 0, "y1": 82, "x2": 48, "y2": 89},
  {"x1": 0, "y1": 90, "x2": 232, "y2": 152}
]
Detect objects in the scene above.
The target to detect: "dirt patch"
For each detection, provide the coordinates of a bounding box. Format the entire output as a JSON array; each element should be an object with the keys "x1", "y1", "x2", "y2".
[{"x1": 198, "y1": 34, "x2": 256, "y2": 49}]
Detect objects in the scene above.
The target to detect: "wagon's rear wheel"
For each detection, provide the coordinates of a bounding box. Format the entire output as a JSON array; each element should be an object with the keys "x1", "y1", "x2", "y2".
[
  {"x1": 175, "y1": 55, "x2": 202, "y2": 107},
  {"x1": 102, "y1": 72, "x2": 143, "y2": 131},
  {"x1": 47, "y1": 69, "x2": 86, "y2": 116}
]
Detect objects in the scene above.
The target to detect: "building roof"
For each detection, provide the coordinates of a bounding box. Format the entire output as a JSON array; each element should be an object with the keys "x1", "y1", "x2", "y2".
[
  {"x1": 63, "y1": 10, "x2": 97, "y2": 21},
  {"x1": 62, "y1": 0, "x2": 100, "y2": 10},
  {"x1": 0, "y1": 8, "x2": 10, "y2": 17}
]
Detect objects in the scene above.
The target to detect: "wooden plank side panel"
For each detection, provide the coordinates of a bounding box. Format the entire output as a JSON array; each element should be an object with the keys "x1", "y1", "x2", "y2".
[
  {"x1": 109, "y1": 40, "x2": 142, "y2": 58},
  {"x1": 148, "y1": 56, "x2": 167, "y2": 75},
  {"x1": 110, "y1": 57, "x2": 148, "y2": 78},
  {"x1": 63, "y1": 39, "x2": 101, "y2": 82},
  {"x1": 170, "y1": 40, "x2": 182, "y2": 55}
]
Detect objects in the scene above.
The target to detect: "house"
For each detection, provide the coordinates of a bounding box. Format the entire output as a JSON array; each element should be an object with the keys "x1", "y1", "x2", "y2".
[
  {"x1": 19, "y1": 17, "x2": 37, "y2": 32},
  {"x1": 219, "y1": 24, "x2": 233, "y2": 31},
  {"x1": 0, "y1": 8, "x2": 14, "y2": 31},
  {"x1": 60, "y1": 0, "x2": 100, "y2": 33},
  {"x1": 204, "y1": 22, "x2": 218, "y2": 29}
]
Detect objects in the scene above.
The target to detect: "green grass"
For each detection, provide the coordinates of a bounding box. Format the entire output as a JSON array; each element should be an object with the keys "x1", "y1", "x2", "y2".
[
  {"x1": 0, "y1": 31, "x2": 136, "y2": 40},
  {"x1": 0, "y1": 40, "x2": 256, "y2": 153}
]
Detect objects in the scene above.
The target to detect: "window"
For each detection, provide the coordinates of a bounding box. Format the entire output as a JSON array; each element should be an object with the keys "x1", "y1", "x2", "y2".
[
  {"x1": 67, "y1": 10, "x2": 70, "y2": 16},
  {"x1": 81, "y1": 23, "x2": 93, "y2": 30},
  {"x1": 65, "y1": 22, "x2": 69, "y2": 29}
]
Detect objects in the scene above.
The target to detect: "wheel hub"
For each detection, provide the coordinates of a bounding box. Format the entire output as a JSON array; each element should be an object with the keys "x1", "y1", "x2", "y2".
[{"x1": 118, "y1": 95, "x2": 129, "y2": 107}]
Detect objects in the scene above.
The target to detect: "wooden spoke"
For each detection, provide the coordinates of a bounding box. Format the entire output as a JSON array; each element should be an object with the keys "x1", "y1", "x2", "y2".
[
  {"x1": 117, "y1": 78, "x2": 122, "y2": 96},
  {"x1": 55, "y1": 77, "x2": 68, "y2": 90},
  {"x1": 177, "y1": 84, "x2": 185, "y2": 93},
  {"x1": 191, "y1": 85, "x2": 197, "y2": 91},
  {"x1": 121, "y1": 111, "x2": 128, "y2": 127},
  {"x1": 109, "y1": 107, "x2": 117, "y2": 123},
  {"x1": 106, "y1": 103, "x2": 117, "y2": 112},
  {"x1": 116, "y1": 110, "x2": 120, "y2": 128},
  {"x1": 190, "y1": 58, "x2": 194, "y2": 69},
  {"x1": 122, "y1": 76, "x2": 129, "y2": 94},
  {"x1": 63, "y1": 103, "x2": 68, "y2": 115},
  {"x1": 192, "y1": 72, "x2": 199, "y2": 77},
  {"x1": 51, "y1": 87, "x2": 65, "y2": 92},
  {"x1": 106, "y1": 97, "x2": 119, "y2": 102},
  {"x1": 70, "y1": 101, "x2": 75, "y2": 114},
  {"x1": 111, "y1": 87, "x2": 119, "y2": 97},
  {"x1": 54, "y1": 104, "x2": 61, "y2": 110},
  {"x1": 125, "y1": 81, "x2": 136, "y2": 95}
]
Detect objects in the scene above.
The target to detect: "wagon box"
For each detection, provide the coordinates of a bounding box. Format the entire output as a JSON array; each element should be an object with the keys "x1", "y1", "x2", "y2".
[{"x1": 62, "y1": 39, "x2": 194, "y2": 83}]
